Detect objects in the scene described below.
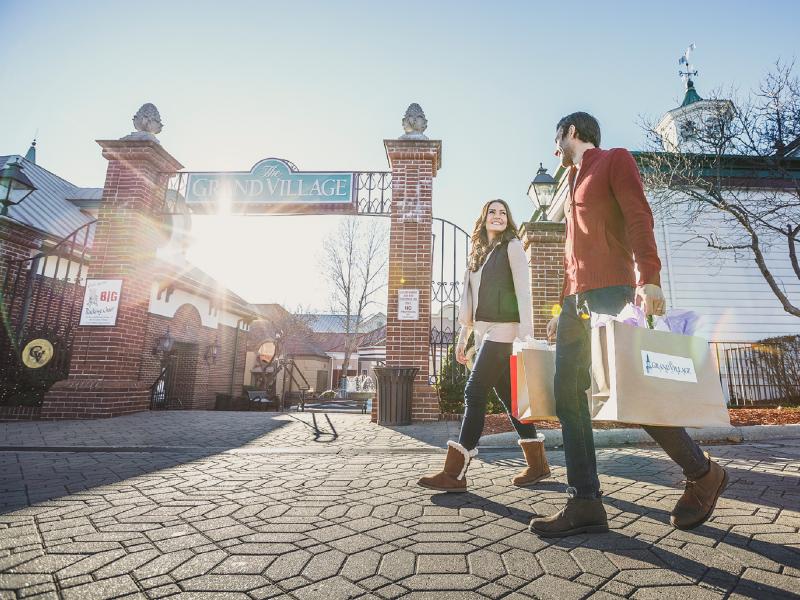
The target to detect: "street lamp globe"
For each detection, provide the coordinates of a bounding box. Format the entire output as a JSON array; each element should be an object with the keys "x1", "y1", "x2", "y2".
[
  {"x1": 529, "y1": 163, "x2": 557, "y2": 221},
  {"x1": 0, "y1": 158, "x2": 36, "y2": 217}
]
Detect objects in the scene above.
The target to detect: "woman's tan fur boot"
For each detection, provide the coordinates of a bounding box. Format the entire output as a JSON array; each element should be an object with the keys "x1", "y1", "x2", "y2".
[
  {"x1": 417, "y1": 441, "x2": 477, "y2": 492},
  {"x1": 512, "y1": 435, "x2": 551, "y2": 487}
]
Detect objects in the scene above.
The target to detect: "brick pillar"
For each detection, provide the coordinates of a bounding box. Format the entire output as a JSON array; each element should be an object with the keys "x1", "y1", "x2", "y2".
[
  {"x1": 42, "y1": 139, "x2": 183, "y2": 419},
  {"x1": 379, "y1": 138, "x2": 442, "y2": 423},
  {"x1": 522, "y1": 221, "x2": 566, "y2": 339}
]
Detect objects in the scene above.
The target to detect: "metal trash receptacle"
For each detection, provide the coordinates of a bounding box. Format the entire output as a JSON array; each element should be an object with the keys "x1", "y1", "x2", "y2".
[{"x1": 373, "y1": 366, "x2": 418, "y2": 426}]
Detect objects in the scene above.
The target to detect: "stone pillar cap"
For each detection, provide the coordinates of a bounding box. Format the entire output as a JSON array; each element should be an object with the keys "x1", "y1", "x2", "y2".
[{"x1": 96, "y1": 139, "x2": 184, "y2": 172}]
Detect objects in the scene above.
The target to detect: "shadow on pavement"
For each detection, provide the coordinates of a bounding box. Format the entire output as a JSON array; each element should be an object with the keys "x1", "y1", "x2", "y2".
[
  {"x1": 0, "y1": 413, "x2": 301, "y2": 515},
  {"x1": 424, "y1": 484, "x2": 798, "y2": 599},
  {"x1": 283, "y1": 412, "x2": 339, "y2": 442},
  {"x1": 478, "y1": 442, "x2": 800, "y2": 513},
  {"x1": 430, "y1": 490, "x2": 534, "y2": 525}
]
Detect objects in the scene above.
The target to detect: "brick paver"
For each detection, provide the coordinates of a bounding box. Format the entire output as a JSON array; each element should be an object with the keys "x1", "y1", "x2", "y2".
[{"x1": 0, "y1": 412, "x2": 798, "y2": 599}]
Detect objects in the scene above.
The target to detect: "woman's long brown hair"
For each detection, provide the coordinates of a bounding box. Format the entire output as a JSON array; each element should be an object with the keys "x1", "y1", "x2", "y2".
[{"x1": 468, "y1": 199, "x2": 520, "y2": 272}]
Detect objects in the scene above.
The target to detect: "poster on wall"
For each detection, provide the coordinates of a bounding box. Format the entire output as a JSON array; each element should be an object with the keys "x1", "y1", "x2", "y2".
[
  {"x1": 398, "y1": 289, "x2": 420, "y2": 321},
  {"x1": 79, "y1": 279, "x2": 123, "y2": 326}
]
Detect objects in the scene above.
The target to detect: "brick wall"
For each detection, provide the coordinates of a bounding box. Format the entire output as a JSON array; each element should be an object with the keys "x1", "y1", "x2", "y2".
[
  {"x1": 1, "y1": 219, "x2": 41, "y2": 337},
  {"x1": 522, "y1": 221, "x2": 566, "y2": 339},
  {"x1": 41, "y1": 140, "x2": 184, "y2": 419},
  {"x1": 208, "y1": 321, "x2": 248, "y2": 401},
  {"x1": 382, "y1": 139, "x2": 442, "y2": 422},
  {"x1": 142, "y1": 307, "x2": 248, "y2": 410},
  {"x1": 0, "y1": 217, "x2": 41, "y2": 284},
  {"x1": 0, "y1": 405, "x2": 42, "y2": 420}
]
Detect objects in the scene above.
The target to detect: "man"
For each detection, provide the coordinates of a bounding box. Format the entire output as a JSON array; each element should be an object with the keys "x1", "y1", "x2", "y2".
[{"x1": 529, "y1": 112, "x2": 728, "y2": 538}]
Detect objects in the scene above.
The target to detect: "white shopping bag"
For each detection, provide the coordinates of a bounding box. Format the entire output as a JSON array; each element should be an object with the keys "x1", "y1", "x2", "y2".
[{"x1": 511, "y1": 340, "x2": 558, "y2": 422}]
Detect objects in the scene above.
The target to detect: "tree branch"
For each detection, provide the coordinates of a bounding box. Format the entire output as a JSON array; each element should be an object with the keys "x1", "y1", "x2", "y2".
[{"x1": 788, "y1": 223, "x2": 800, "y2": 281}]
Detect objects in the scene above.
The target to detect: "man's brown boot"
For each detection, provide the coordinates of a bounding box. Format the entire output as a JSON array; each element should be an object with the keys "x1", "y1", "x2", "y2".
[
  {"x1": 529, "y1": 492, "x2": 609, "y2": 538},
  {"x1": 671, "y1": 453, "x2": 729, "y2": 530},
  {"x1": 512, "y1": 435, "x2": 551, "y2": 487},
  {"x1": 417, "y1": 441, "x2": 477, "y2": 493}
]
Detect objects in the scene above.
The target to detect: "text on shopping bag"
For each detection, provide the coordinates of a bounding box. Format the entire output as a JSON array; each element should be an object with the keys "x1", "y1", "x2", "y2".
[{"x1": 641, "y1": 350, "x2": 697, "y2": 383}]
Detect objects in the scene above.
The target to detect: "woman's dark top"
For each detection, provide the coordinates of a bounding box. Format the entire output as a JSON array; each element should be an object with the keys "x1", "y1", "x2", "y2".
[{"x1": 475, "y1": 241, "x2": 520, "y2": 322}]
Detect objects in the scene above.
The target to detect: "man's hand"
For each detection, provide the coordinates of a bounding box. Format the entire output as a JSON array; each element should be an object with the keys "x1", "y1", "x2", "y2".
[
  {"x1": 546, "y1": 316, "x2": 559, "y2": 342},
  {"x1": 455, "y1": 343, "x2": 467, "y2": 365},
  {"x1": 635, "y1": 283, "x2": 666, "y2": 317}
]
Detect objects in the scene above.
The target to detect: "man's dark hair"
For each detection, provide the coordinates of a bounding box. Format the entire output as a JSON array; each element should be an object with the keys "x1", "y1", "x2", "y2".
[{"x1": 556, "y1": 112, "x2": 601, "y2": 147}]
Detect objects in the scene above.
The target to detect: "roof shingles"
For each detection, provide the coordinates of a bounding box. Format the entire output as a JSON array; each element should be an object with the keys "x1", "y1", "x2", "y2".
[{"x1": 1, "y1": 155, "x2": 95, "y2": 240}]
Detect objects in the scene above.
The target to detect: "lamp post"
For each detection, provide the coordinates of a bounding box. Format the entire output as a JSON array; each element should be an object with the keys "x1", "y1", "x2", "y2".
[
  {"x1": 153, "y1": 326, "x2": 175, "y2": 355},
  {"x1": 528, "y1": 163, "x2": 557, "y2": 222},
  {"x1": 0, "y1": 158, "x2": 36, "y2": 217},
  {"x1": 204, "y1": 336, "x2": 221, "y2": 364}
]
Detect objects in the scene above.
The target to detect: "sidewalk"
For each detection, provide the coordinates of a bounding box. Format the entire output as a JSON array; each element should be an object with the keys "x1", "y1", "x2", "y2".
[
  {"x1": 0, "y1": 412, "x2": 798, "y2": 599},
  {"x1": 3, "y1": 411, "x2": 798, "y2": 452},
  {"x1": 482, "y1": 423, "x2": 800, "y2": 449}
]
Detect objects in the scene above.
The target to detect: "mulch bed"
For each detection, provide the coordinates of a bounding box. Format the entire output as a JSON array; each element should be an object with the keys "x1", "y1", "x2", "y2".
[{"x1": 479, "y1": 407, "x2": 800, "y2": 436}]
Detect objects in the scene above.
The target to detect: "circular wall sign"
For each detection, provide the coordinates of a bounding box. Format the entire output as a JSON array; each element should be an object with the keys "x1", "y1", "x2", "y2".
[
  {"x1": 257, "y1": 341, "x2": 277, "y2": 363},
  {"x1": 21, "y1": 339, "x2": 54, "y2": 369}
]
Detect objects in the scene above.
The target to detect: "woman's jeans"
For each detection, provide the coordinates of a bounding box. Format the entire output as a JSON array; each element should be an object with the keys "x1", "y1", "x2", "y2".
[
  {"x1": 458, "y1": 340, "x2": 538, "y2": 450},
  {"x1": 556, "y1": 285, "x2": 709, "y2": 499}
]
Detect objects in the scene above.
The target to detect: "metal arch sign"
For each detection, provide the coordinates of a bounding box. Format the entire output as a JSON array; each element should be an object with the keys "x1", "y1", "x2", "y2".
[{"x1": 184, "y1": 158, "x2": 355, "y2": 212}]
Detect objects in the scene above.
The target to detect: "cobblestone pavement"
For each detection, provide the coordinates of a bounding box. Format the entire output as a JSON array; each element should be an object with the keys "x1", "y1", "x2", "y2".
[{"x1": 0, "y1": 412, "x2": 798, "y2": 599}]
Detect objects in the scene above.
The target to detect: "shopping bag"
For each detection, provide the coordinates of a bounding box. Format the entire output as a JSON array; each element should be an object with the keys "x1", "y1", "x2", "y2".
[
  {"x1": 590, "y1": 320, "x2": 730, "y2": 428},
  {"x1": 511, "y1": 340, "x2": 558, "y2": 422}
]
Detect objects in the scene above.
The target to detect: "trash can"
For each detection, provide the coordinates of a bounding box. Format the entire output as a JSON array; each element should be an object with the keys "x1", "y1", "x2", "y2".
[{"x1": 373, "y1": 366, "x2": 418, "y2": 426}]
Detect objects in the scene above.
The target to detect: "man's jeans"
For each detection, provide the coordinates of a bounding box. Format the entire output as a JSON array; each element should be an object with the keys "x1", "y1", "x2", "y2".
[
  {"x1": 459, "y1": 340, "x2": 538, "y2": 450},
  {"x1": 556, "y1": 285, "x2": 709, "y2": 499}
]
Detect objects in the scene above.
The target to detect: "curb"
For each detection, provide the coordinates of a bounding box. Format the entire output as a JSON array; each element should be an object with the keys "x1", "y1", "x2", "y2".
[{"x1": 479, "y1": 424, "x2": 800, "y2": 450}]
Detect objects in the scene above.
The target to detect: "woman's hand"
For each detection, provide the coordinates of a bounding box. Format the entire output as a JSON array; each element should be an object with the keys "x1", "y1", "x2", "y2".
[
  {"x1": 546, "y1": 316, "x2": 559, "y2": 343},
  {"x1": 455, "y1": 343, "x2": 468, "y2": 365}
]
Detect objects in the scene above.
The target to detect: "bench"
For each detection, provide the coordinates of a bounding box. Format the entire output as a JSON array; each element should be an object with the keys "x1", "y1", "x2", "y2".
[
  {"x1": 246, "y1": 391, "x2": 278, "y2": 410},
  {"x1": 311, "y1": 390, "x2": 370, "y2": 414}
]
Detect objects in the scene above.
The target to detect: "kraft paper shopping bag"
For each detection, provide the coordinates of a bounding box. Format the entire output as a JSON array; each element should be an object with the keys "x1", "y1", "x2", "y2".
[{"x1": 590, "y1": 321, "x2": 730, "y2": 428}]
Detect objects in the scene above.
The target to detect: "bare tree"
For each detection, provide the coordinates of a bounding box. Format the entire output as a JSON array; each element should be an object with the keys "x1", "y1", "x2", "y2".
[
  {"x1": 639, "y1": 60, "x2": 800, "y2": 317},
  {"x1": 322, "y1": 217, "x2": 388, "y2": 384},
  {"x1": 272, "y1": 306, "x2": 314, "y2": 358}
]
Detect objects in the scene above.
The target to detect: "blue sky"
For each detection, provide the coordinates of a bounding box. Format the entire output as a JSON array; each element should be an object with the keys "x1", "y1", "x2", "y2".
[{"x1": 2, "y1": 0, "x2": 798, "y2": 309}]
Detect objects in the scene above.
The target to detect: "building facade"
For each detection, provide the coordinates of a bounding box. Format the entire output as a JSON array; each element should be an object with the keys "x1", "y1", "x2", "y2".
[{"x1": 0, "y1": 145, "x2": 259, "y2": 419}]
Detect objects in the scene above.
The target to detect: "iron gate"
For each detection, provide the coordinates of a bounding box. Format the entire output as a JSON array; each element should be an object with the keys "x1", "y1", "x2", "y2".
[
  {"x1": 0, "y1": 221, "x2": 95, "y2": 407},
  {"x1": 150, "y1": 354, "x2": 178, "y2": 410},
  {"x1": 429, "y1": 218, "x2": 470, "y2": 396}
]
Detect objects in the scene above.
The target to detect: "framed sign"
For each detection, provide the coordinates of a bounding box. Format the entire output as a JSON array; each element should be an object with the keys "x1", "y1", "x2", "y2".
[
  {"x1": 185, "y1": 158, "x2": 355, "y2": 210},
  {"x1": 80, "y1": 279, "x2": 122, "y2": 326},
  {"x1": 398, "y1": 289, "x2": 420, "y2": 321}
]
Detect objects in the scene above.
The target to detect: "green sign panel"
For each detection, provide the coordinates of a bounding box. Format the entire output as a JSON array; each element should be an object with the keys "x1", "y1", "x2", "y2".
[{"x1": 185, "y1": 158, "x2": 354, "y2": 209}]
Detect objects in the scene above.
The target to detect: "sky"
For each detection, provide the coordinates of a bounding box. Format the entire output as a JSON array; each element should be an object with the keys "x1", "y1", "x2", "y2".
[{"x1": 2, "y1": 0, "x2": 798, "y2": 312}]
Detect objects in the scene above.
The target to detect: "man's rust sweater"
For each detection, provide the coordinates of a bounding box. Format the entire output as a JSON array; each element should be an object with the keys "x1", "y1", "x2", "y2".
[{"x1": 561, "y1": 147, "x2": 662, "y2": 301}]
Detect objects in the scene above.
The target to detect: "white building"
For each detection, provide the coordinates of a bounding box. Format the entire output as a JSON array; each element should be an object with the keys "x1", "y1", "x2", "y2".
[{"x1": 541, "y1": 80, "x2": 800, "y2": 343}]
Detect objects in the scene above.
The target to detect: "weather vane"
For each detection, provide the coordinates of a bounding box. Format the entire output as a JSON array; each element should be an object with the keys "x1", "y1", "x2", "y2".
[{"x1": 678, "y1": 43, "x2": 698, "y2": 83}]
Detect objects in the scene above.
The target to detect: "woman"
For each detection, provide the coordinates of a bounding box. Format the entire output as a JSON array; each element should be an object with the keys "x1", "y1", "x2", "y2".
[{"x1": 418, "y1": 199, "x2": 551, "y2": 492}]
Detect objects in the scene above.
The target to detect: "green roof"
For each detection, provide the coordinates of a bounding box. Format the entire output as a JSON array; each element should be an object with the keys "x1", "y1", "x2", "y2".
[
  {"x1": 681, "y1": 80, "x2": 702, "y2": 107},
  {"x1": 24, "y1": 140, "x2": 36, "y2": 163}
]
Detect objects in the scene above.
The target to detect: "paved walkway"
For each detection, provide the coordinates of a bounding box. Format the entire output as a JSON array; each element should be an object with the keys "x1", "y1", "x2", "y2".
[{"x1": 0, "y1": 412, "x2": 798, "y2": 599}]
